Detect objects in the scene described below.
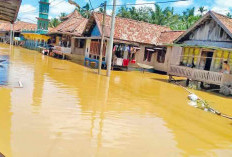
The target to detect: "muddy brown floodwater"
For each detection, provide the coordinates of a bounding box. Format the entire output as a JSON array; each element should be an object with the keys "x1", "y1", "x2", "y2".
[{"x1": 0, "y1": 44, "x2": 232, "y2": 157}]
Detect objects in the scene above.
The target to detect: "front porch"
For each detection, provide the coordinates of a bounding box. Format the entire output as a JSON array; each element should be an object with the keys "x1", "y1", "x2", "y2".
[{"x1": 168, "y1": 65, "x2": 232, "y2": 86}]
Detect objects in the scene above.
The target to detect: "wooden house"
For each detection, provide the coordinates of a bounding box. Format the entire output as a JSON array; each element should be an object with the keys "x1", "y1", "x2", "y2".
[
  {"x1": 72, "y1": 12, "x2": 184, "y2": 70},
  {"x1": 48, "y1": 10, "x2": 88, "y2": 54},
  {"x1": 167, "y1": 11, "x2": 232, "y2": 95}
]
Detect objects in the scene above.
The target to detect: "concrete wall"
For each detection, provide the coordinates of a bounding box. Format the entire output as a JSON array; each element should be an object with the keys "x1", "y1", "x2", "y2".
[
  {"x1": 136, "y1": 45, "x2": 172, "y2": 72},
  {"x1": 135, "y1": 45, "x2": 155, "y2": 66},
  {"x1": 71, "y1": 38, "x2": 85, "y2": 55}
]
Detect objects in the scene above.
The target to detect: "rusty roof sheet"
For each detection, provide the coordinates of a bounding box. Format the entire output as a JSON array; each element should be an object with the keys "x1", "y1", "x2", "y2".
[
  {"x1": 49, "y1": 10, "x2": 88, "y2": 36},
  {"x1": 0, "y1": 21, "x2": 37, "y2": 32},
  {"x1": 92, "y1": 12, "x2": 171, "y2": 45},
  {"x1": 158, "y1": 31, "x2": 185, "y2": 45}
]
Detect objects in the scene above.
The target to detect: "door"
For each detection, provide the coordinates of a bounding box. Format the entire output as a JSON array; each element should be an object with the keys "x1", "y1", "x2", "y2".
[{"x1": 201, "y1": 51, "x2": 213, "y2": 71}]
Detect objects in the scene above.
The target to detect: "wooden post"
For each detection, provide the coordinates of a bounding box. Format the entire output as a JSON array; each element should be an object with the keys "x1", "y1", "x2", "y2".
[
  {"x1": 98, "y1": 1, "x2": 107, "y2": 75},
  {"x1": 12, "y1": 24, "x2": 15, "y2": 45},
  {"x1": 10, "y1": 23, "x2": 13, "y2": 45}
]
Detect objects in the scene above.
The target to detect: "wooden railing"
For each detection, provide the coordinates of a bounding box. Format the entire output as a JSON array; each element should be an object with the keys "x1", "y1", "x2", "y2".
[{"x1": 168, "y1": 65, "x2": 225, "y2": 85}]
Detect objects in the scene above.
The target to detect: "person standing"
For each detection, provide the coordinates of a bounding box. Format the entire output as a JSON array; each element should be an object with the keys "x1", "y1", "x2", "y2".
[{"x1": 221, "y1": 61, "x2": 231, "y2": 74}]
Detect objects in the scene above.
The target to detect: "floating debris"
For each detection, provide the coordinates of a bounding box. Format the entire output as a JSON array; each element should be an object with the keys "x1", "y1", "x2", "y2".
[
  {"x1": 18, "y1": 81, "x2": 23, "y2": 88},
  {"x1": 171, "y1": 77, "x2": 232, "y2": 120}
]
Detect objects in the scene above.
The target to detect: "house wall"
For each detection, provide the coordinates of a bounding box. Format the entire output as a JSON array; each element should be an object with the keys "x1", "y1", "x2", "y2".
[
  {"x1": 71, "y1": 38, "x2": 85, "y2": 55},
  {"x1": 136, "y1": 45, "x2": 172, "y2": 72},
  {"x1": 135, "y1": 45, "x2": 154, "y2": 66},
  {"x1": 91, "y1": 25, "x2": 101, "y2": 37},
  {"x1": 183, "y1": 19, "x2": 232, "y2": 48},
  {"x1": 71, "y1": 38, "x2": 92, "y2": 62}
]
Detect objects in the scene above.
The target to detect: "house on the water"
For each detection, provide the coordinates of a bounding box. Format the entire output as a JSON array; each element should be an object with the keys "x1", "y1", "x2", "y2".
[
  {"x1": 72, "y1": 12, "x2": 184, "y2": 71},
  {"x1": 49, "y1": 10, "x2": 88, "y2": 55},
  {"x1": 167, "y1": 11, "x2": 232, "y2": 95},
  {"x1": 0, "y1": 21, "x2": 37, "y2": 44}
]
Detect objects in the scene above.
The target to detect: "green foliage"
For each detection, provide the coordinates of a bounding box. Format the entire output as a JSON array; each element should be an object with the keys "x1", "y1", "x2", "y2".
[
  {"x1": 59, "y1": 12, "x2": 68, "y2": 22},
  {"x1": 49, "y1": 18, "x2": 61, "y2": 28},
  {"x1": 198, "y1": 6, "x2": 207, "y2": 16},
  {"x1": 227, "y1": 12, "x2": 232, "y2": 18},
  {"x1": 77, "y1": 3, "x2": 91, "y2": 18},
  {"x1": 116, "y1": 4, "x2": 203, "y2": 30}
]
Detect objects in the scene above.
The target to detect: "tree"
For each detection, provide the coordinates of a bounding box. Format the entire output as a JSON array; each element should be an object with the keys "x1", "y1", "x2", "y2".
[
  {"x1": 198, "y1": 6, "x2": 207, "y2": 16},
  {"x1": 78, "y1": 3, "x2": 91, "y2": 18},
  {"x1": 59, "y1": 12, "x2": 68, "y2": 22},
  {"x1": 227, "y1": 12, "x2": 232, "y2": 18},
  {"x1": 49, "y1": 18, "x2": 61, "y2": 28}
]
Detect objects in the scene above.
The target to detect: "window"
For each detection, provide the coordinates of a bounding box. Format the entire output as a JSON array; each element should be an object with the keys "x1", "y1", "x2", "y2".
[
  {"x1": 75, "y1": 39, "x2": 85, "y2": 48},
  {"x1": 79, "y1": 39, "x2": 85, "y2": 48},
  {"x1": 157, "y1": 48, "x2": 166, "y2": 63},
  {"x1": 181, "y1": 47, "x2": 200, "y2": 67},
  {"x1": 144, "y1": 48, "x2": 154, "y2": 62}
]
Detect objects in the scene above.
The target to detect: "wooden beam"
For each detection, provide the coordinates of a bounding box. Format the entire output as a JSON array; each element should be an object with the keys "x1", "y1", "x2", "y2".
[
  {"x1": 0, "y1": 0, "x2": 22, "y2": 23},
  {"x1": 0, "y1": 5, "x2": 16, "y2": 13},
  {"x1": 0, "y1": 11, "x2": 15, "y2": 18}
]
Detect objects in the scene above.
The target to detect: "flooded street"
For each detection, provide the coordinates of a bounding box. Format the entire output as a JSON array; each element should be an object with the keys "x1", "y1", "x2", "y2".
[{"x1": 0, "y1": 43, "x2": 232, "y2": 157}]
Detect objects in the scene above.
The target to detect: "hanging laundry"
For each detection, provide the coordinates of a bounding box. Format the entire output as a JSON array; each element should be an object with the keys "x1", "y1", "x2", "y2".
[
  {"x1": 116, "y1": 58, "x2": 123, "y2": 66},
  {"x1": 123, "y1": 50, "x2": 128, "y2": 59}
]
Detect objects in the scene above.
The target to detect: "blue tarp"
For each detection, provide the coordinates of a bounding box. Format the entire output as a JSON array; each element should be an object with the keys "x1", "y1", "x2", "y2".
[{"x1": 0, "y1": 55, "x2": 9, "y2": 85}]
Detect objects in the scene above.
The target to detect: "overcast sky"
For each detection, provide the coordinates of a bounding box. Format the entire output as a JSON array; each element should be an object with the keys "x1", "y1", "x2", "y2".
[{"x1": 18, "y1": 0, "x2": 232, "y2": 23}]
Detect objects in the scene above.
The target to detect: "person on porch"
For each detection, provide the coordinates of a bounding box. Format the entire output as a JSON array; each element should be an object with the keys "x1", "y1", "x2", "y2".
[{"x1": 221, "y1": 61, "x2": 230, "y2": 74}]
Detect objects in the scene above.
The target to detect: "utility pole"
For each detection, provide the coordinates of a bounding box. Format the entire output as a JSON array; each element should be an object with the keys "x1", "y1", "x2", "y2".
[
  {"x1": 106, "y1": 0, "x2": 117, "y2": 77},
  {"x1": 98, "y1": 1, "x2": 107, "y2": 75},
  {"x1": 10, "y1": 23, "x2": 13, "y2": 45}
]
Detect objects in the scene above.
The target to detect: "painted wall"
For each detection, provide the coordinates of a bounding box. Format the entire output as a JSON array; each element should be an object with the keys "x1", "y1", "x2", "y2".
[{"x1": 91, "y1": 25, "x2": 101, "y2": 37}]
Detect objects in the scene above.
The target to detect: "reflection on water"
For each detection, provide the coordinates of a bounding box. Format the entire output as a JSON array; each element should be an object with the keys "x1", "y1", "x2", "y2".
[
  {"x1": 0, "y1": 55, "x2": 9, "y2": 85},
  {"x1": 0, "y1": 44, "x2": 232, "y2": 157}
]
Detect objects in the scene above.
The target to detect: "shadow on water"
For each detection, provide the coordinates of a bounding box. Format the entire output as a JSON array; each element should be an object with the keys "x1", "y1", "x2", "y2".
[{"x1": 0, "y1": 55, "x2": 9, "y2": 86}]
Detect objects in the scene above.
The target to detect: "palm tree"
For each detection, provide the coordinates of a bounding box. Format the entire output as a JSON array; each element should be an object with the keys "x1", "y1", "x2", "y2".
[
  {"x1": 78, "y1": 3, "x2": 91, "y2": 18},
  {"x1": 198, "y1": 6, "x2": 207, "y2": 16},
  {"x1": 59, "y1": 13, "x2": 67, "y2": 22},
  {"x1": 49, "y1": 18, "x2": 61, "y2": 28},
  {"x1": 227, "y1": 12, "x2": 232, "y2": 18}
]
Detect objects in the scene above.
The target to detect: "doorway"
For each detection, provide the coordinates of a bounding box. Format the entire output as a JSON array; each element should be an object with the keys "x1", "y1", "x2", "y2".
[{"x1": 201, "y1": 51, "x2": 213, "y2": 71}]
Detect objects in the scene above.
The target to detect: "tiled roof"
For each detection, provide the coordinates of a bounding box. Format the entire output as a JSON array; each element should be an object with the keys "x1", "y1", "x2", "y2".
[
  {"x1": 49, "y1": 10, "x2": 88, "y2": 36},
  {"x1": 0, "y1": 21, "x2": 37, "y2": 32},
  {"x1": 158, "y1": 31, "x2": 185, "y2": 45},
  {"x1": 92, "y1": 12, "x2": 171, "y2": 45}
]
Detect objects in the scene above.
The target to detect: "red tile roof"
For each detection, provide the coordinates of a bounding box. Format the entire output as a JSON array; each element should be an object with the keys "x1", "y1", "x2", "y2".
[
  {"x1": 158, "y1": 31, "x2": 185, "y2": 45},
  {"x1": 92, "y1": 12, "x2": 172, "y2": 45},
  {"x1": 49, "y1": 10, "x2": 88, "y2": 36},
  {"x1": 0, "y1": 21, "x2": 37, "y2": 32}
]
